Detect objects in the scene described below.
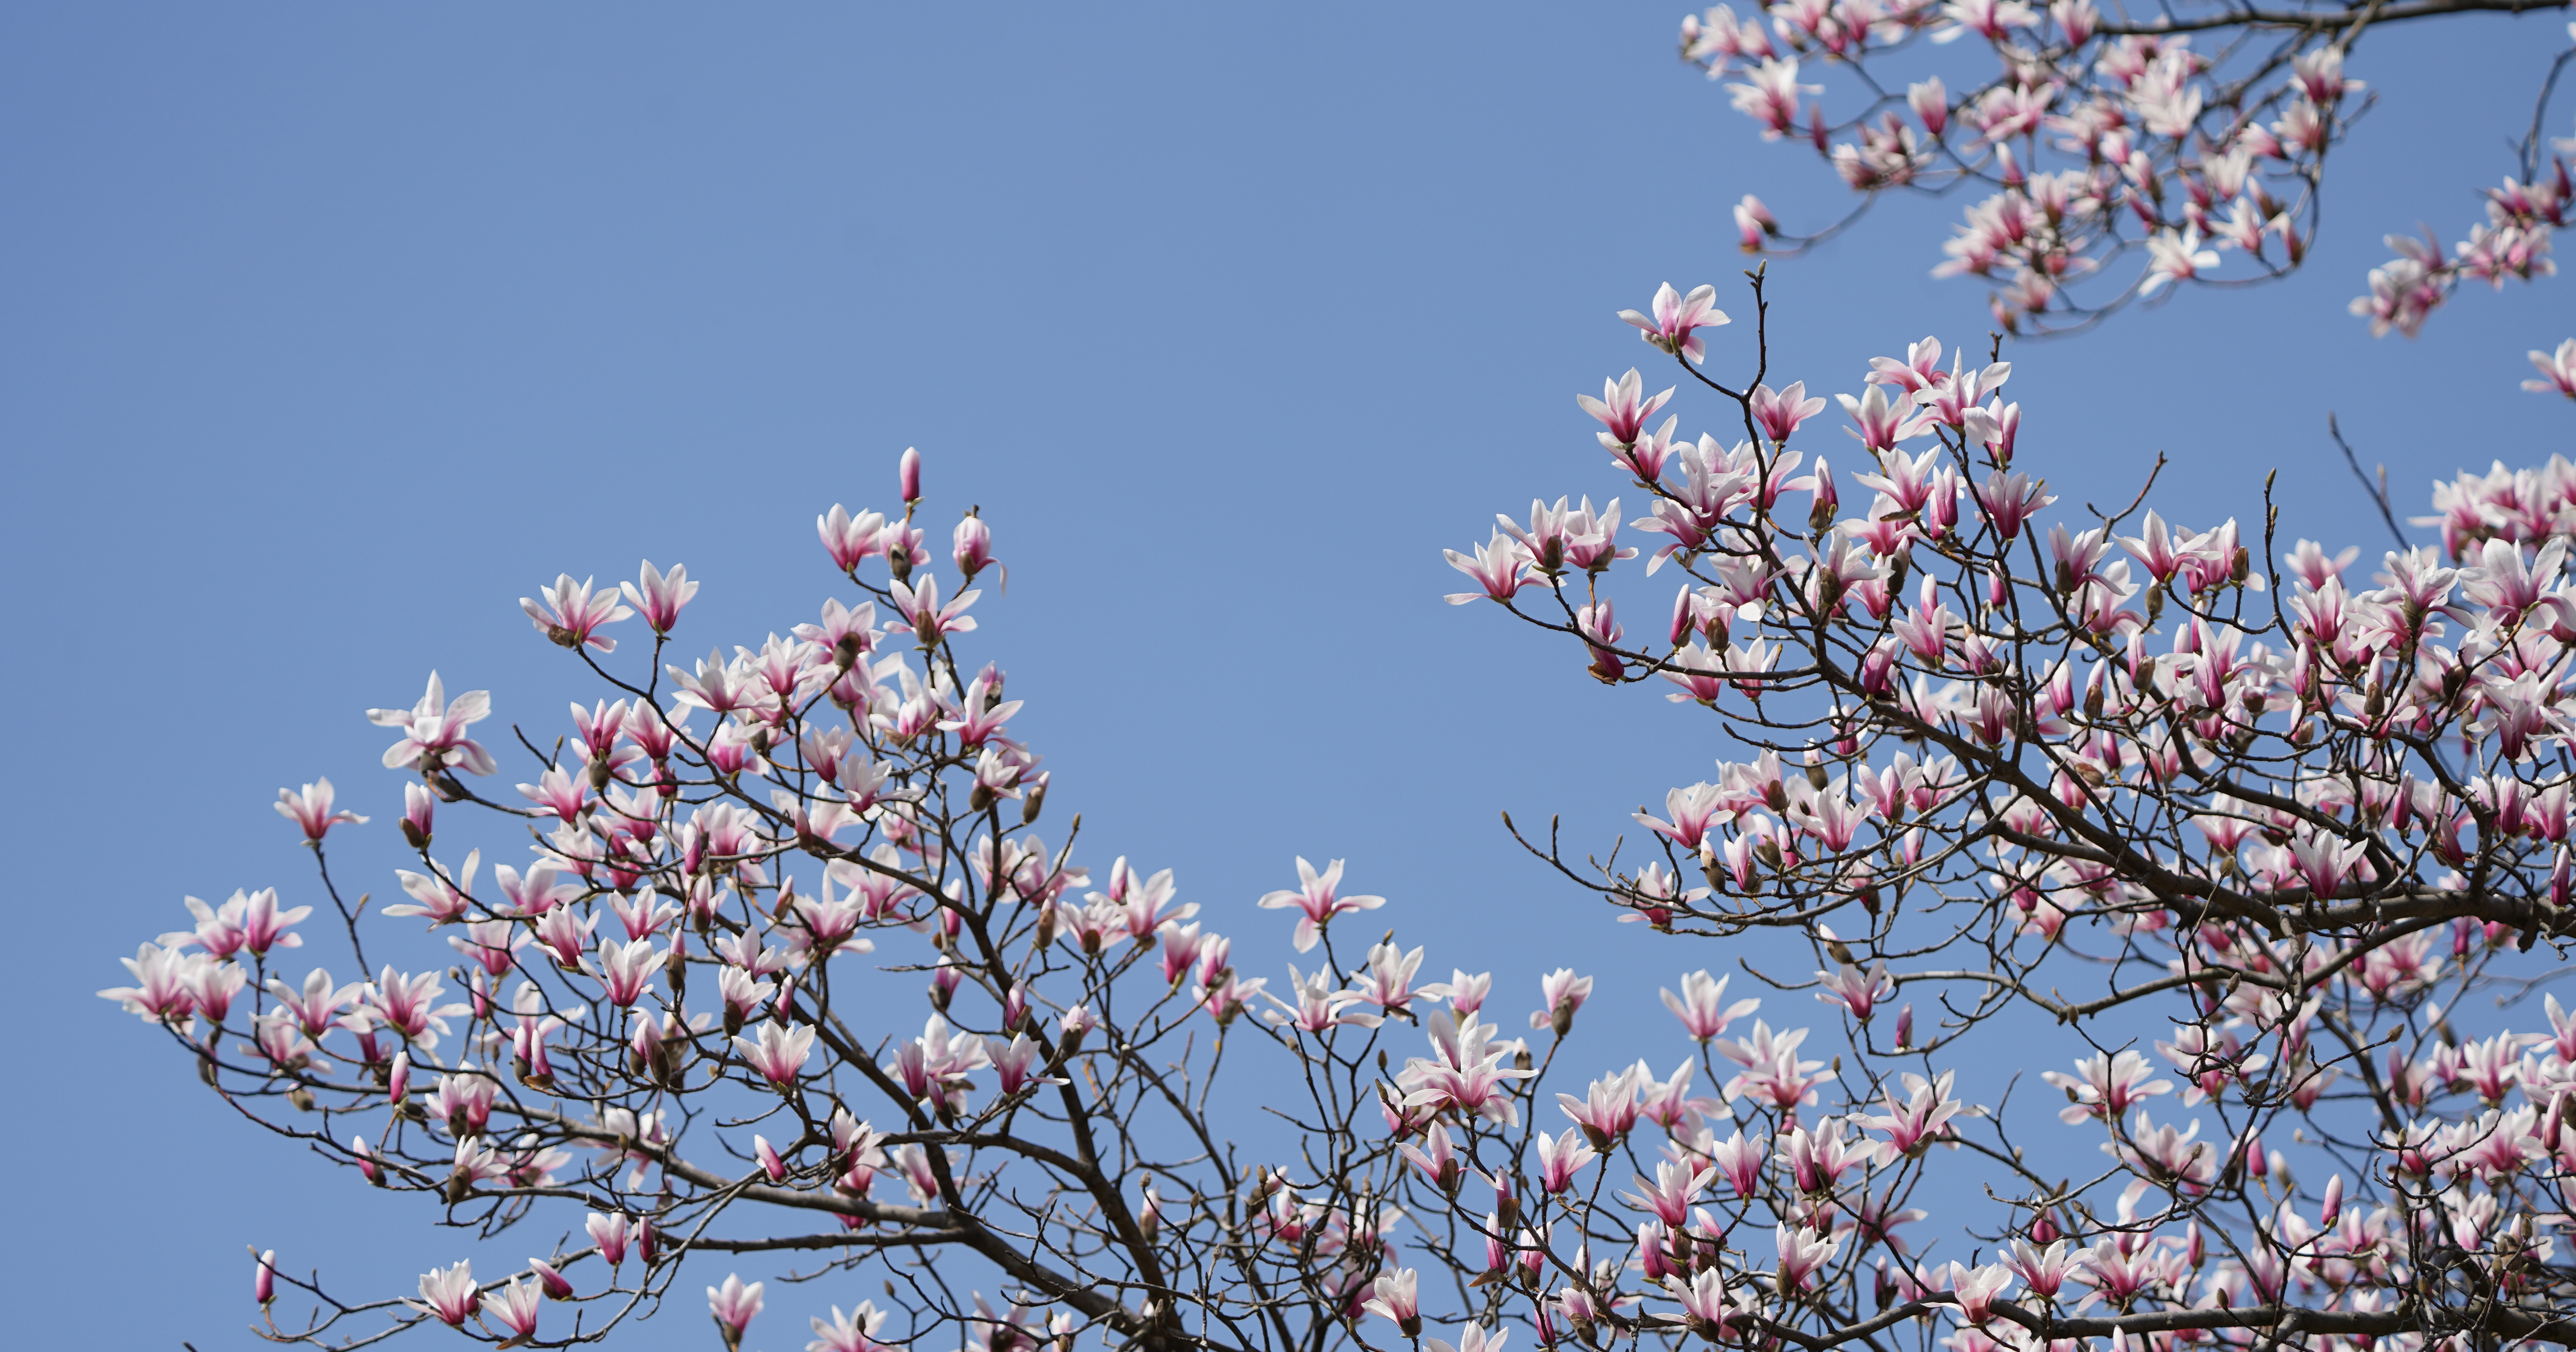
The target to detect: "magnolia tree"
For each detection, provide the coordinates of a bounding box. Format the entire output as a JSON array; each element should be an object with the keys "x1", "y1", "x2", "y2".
[
  {"x1": 102, "y1": 276, "x2": 2576, "y2": 1352},
  {"x1": 1674, "y1": 0, "x2": 2575, "y2": 335}
]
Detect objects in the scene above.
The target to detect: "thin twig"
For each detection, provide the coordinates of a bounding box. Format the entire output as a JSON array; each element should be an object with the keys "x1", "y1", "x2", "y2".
[{"x1": 2327, "y1": 411, "x2": 2408, "y2": 549}]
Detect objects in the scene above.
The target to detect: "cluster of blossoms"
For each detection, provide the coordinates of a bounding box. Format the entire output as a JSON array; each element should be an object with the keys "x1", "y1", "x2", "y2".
[
  {"x1": 1432, "y1": 275, "x2": 2576, "y2": 1348},
  {"x1": 102, "y1": 284, "x2": 2576, "y2": 1352},
  {"x1": 2351, "y1": 103, "x2": 2575, "y2": 337},
  {"x1": 1677, "y1": 0, "x2": 2575, "y2": 334}
]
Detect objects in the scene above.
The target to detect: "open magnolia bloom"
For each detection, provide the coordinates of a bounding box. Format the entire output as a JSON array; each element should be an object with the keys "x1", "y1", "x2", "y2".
[
  {"x1": 1672, "y1": 1, "x2": 2573, "y2": 336},
  {"x1": 105, "y1": 287, "x2": 2576, "y2": 1352}
]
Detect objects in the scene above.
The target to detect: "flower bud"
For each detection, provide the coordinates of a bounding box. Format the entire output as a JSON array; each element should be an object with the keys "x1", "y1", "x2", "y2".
[
  {"x1": 531, "y1": 1257, "x2": 574, "y2": 1300},
  {"x1": 953, "y1": 511, "x2": 999, "y2": 587},
  {"x1": 1021, "y1": 771, "x2": 1049, "y2": 825},
  {"x1": 899, "y1": 446, "x2": 922, "y2": 504},
  {"x1": 402, "y1": 783, "x2": 435, "y2": 849}
]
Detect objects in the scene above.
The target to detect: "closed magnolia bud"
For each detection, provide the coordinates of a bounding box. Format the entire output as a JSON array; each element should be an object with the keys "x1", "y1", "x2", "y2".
[
  {"x1": 531, "y1": 1258, "x2": 575, "y2": 1300},
  {"x1": 1021, "y1": 772, "x2": 1049, "y2": 825},
  {"x1": 899, "y1": 446, "x2": 923, "y2": 504}
]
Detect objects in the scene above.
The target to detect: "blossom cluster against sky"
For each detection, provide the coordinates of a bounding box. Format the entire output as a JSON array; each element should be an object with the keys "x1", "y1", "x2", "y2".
[{"x1": 5, "y1": 4, "x2": 2571, "y2": 1347}]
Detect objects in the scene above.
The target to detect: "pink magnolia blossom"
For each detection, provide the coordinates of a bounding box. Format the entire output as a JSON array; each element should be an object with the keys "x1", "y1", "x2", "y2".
[
  {"x1": 1256, "y1": 856, "x2": 1385, "y2": 953},
  {"x1": 367, "y1": 673, "x2": 497, "y2": 778},
  {"x1": 1750, "y1": 381, "x2": 1827, "y2": 443},
  {"x1": 1577, "y1": 369, "x2": 1677, "y2": 449},
  {"x1": 1665, "y1": 1267, "x2": 1735, "y2": 1337},
  {"x1": 1532, "y1": 1126, "x2": 1598, "y2": 1194},
  {"x1": 521, "y1": 573, "x2": 633, "y2": 652},
  {"x1": 1531, "y1": 967, "x2": 1593, "y2": 1035},
  {"x1": 1816, "y1": 960, "x2": 1895, "y2": 1021},
  {"x1": 1947, "y1": 1261, "x2": 2016, "y2": 1322},
  {"x1": 890, "y1": 572, "x2": 980, "y2": 645},
  {"x1": 480, "y1": 1275, "x2": 543, "y2": 1343},
  {"x1": 1618, "y1": 283, "x2": 1728, "y2": 364},
  {"x1": 708, "y1": 1273, "x2": 765, "y2": 1351},
  {"x1": 1444, "y1": 530, "x2": 1534, "y2": 605},
  {"x1": 406, "y1": 1261, "x2": 477, "y2": 1328},
  {"x1": 809, "y1": 1302, "x2": 893, "y2": 1352},
  {"x1": 2527, "y1": 338, "x2": 2576, "y2": 398},
  {"x1": 1662, "y1": 969, "x2": 1761, "y2": 1041},
  {"x1": 621, "y1": 559, "x2": 699, "y2": 633},
  {"x1": 274, "y1": 778, "x2": 367, "y2": 842},
  {"x1": 1423, "y1": 1322, "x2": 1508, "y2": 1352},
  {"x1": 1774, "y1": 1223, "x2": 1842, "y2": 1290},
  {"x1": 1362, "y1": 1267, "x2": 1422, "y2": 1336}
]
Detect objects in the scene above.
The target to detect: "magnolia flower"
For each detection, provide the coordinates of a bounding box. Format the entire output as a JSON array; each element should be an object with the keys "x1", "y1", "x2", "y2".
[
  {"x1": 1618, "y1": 283, "x2": 1729, "y2": 364},
  {"x1": 621, "y1": 559, "x2": 699, "y2": 633},
  {"x1": 809, "y1": 1301, "x2": 893, "y2": 1352},
  {"x1": 708, "y1": 1274, "x2": 765, "y2": 1351},
  {"x1": 1363, "y1": 1267, "x2": 1422, "y2": 1336},
  {"x1": 406, "y1": 1261, "x2": 478, "y2": 1327},
  {"x1": 1424, "y1": 1322, "x2": 1510, "y2": 1352},
  {"x1": 521, "y1": 573, "x2": 632, "y2": 652},
  {"x1": 733, "y1": 1020, "x2": 816, "y2": 1086},
  {"x1": 1255, "y1": 857, "x2": 1385, "y2": 953},
  {"x1": 588, "y1": 1212, "x2": 634, "y2": 1267},
  {"x1": 2042, "y1": 1049, "x2": 2173, "y2": 1124},
  {"x1": 1531, "y1": 967, "x2": 1593, "y2": 1035},
  {"x1": 890, "y1": 573, "x2": 979, "y2": 644},
  {"x1": 1577, "y1": 368, "x2": 1677, "y2": 447},
  {"x1": 1533, "y1": 1126, "x2": 1598, "y2": 1193},
  {"x1": 367, "y1": 673, "x2": 497, "y2": 777},
  {"x1": 274, "y1": 778, "x2": 366, "y2": 842},
  {"x1": 1948, "y1": 1261, "x2": 2017, "y2": 1322},
  {"x1": 1750, "y1": 381, "x2": 1826, "y2": 443},
  {"x1": 1662, "y1": 970, "x2": 1760, "y2": 1041},
  {"x1": 480, "y1": 1276, "x2": 543, "y2": 1342},
  {"x1": 2526, "y1": 338, "x2": 2576, "y2": 398}
]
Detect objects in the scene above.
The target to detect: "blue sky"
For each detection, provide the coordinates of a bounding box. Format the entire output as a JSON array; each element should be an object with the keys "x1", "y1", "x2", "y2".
[{"x1": 5, "y1": 5, "x2": 2571, "y2": 1349}]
